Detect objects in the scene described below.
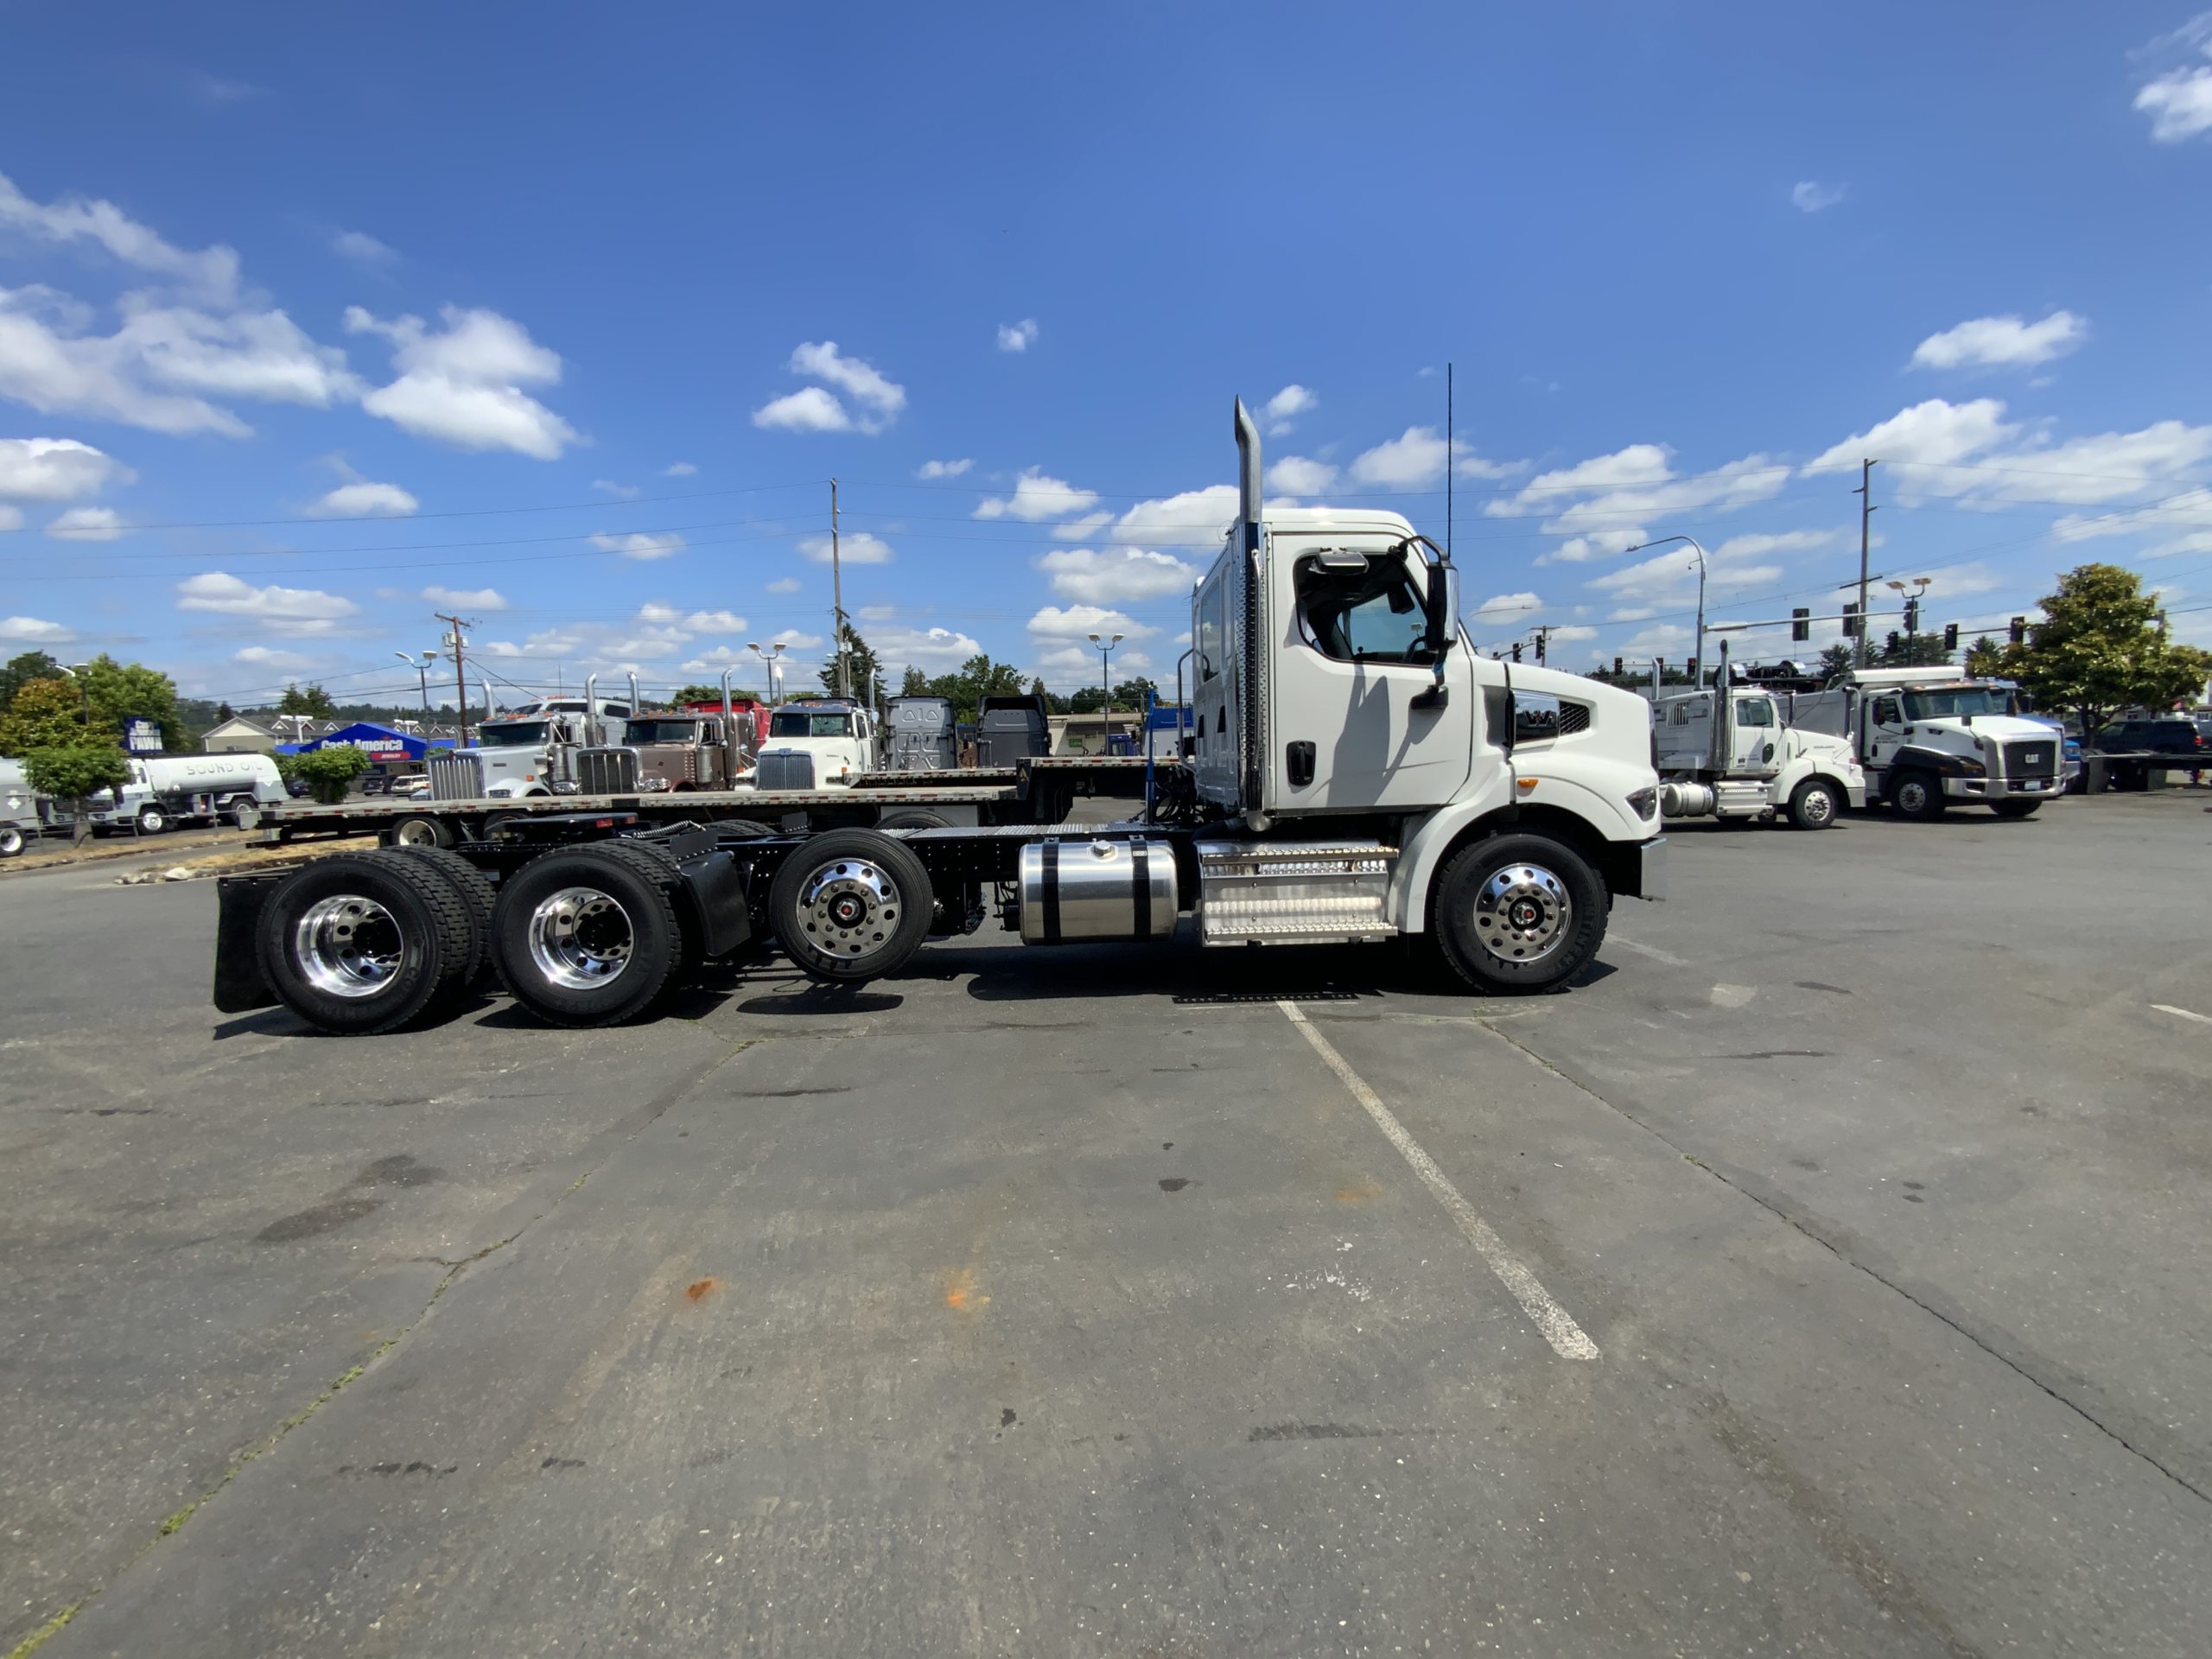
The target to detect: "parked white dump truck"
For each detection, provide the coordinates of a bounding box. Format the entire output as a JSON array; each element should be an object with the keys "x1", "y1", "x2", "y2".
[
  {"x1": 753, "y1": 699, "x2": 880, "y2": 790},
  {"x1": 213, "y1": 398, "x2": 1668, "y2": 1034},
  {"x1": 87, "y1": 753, "x2": 286, "y2": 835},
  {"x1": 1650, "y1": 645, "x2": 1866, "y2": 830},
  {"x1": 1787, "y1": 666, "x2": 2063, "y2": 819}
]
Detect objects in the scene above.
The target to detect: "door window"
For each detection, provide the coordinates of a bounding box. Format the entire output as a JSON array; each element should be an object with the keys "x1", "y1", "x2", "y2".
[
  {"x1": 1198, "y1": 581, "x2": 1226, "y2": 682},
  {"x1": 1871, "y1": 696, "x2": 1902, "y2": 725},
  {"x1": 1294, "y1": 556, "x2": 1433, "y2": 664},
  {"x1": 1737, "y1": 698, "x2": 1775, "y2": 727}
]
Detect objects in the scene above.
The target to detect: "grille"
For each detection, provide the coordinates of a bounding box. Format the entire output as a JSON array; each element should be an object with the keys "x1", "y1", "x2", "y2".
[
  {"x1": 1556, "y1": 701, "x2": 1592, "y2": 735},
  {"x1": 574, "y1": 747, "x2": 639, "y2": 794},
  {"x1": 2001, "y1": 740, "x2": 2057, "y2": 780},
  {"x1": 757, "y1": 751, "x2": 815, "y2": 791},
  {"x1": 427, "y1": 753, "x2": 486, "y2": 801}
]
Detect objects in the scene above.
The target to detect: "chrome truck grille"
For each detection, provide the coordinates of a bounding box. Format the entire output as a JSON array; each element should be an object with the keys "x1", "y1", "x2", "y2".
[
  {"x1": 756, "y1": 751, "x2": 816, "y2": 791},
  {"x1": 1197, "y1": 841, "x2": 1398, "y2": 946},
  {"x1": 2001, "y1": 740, "x2": 2057, "y2": 780},
  {"x1": 574, "y1": 747, "x2": 640, "y2": 794},
  {"x1": 427, "y1": 753, "x2": 487, "y2": 801}
]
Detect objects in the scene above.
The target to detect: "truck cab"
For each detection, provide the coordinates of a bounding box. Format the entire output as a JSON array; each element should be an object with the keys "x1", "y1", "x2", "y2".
[
  {"x1": 754, "y1": 701, "x2": 878, "y2": 790},
  {"x1": 575, "y1": 711, "x2": 748, "y2": 793},
  {"x1": 1791, "y1": 669, "x2": 2060, "y2": 819},
  {"x1": 1651, "y1": 673, "x2": 1866, "y2": 830},
  {"x1": 435, "y1": 696, "x2": 632, "y2": 799}
]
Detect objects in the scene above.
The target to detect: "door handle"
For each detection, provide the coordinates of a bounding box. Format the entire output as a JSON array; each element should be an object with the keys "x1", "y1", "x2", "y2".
[{"x1": 1286, "y1": 741, "x2": 1316, "y2": 787}]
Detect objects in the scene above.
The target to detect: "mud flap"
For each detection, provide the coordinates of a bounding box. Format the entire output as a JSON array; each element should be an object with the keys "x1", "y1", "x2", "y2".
[
  {"x1": 213, "y1": 871, "x2": 285, "y2": 1013},
  {"x1": 675, "y1": 849, "x2": 752, "y2": 959}
]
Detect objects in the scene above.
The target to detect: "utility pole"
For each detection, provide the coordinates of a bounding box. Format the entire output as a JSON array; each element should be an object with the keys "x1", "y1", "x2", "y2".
[
  {"x1": 830, "y1": 478, "x2": 849, "y2": 699},
  {"x1": 436, "y1": 613, "x2": 474, "y2": 745},
  {"x1": 1853, "y1": 459, "x2": 1878, "y2": 669}
]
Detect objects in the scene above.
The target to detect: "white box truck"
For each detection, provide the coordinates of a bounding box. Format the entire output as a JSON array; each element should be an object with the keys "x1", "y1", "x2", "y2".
[{"x1": 214, "y1": 398, "x2": 1669, "y2": 1034}]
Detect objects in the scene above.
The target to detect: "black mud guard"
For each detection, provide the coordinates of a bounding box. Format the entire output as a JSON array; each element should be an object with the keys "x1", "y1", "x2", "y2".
[
  {"x1": 675, "y1": 849, "x2": 752, "y2": 959},
  {"x1": 213, "y1": 871, "x2": 286, "y2": 1013}
]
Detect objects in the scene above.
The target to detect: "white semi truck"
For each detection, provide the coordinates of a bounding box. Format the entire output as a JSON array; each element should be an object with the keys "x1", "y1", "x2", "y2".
[
  {"x1": 1649, "y1": 646, "x2": 1866, "y2": 830},
  {"x1": 213, "y1": 398, "x2": 1669, "y2": 1034},
  {"x1": 753, "y1": 699, "x2": 880, "y2": 790},
  {"x1": 87, "y1": 753, "x2": 286, "y2": 835},
  {"x1": 1787, "y1": 666, "x2": 2064, "y2": 819},
  {"x1": 426, "y1": 681, "x2": 633, "y2": 803}
]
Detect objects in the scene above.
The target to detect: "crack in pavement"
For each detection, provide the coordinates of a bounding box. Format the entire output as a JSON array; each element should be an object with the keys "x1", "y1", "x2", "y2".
[
  {"x1": 1474, "y1": 1015, "x2": 2212, "y2": 1512},
  {"x1": 5, "y1": 1037, "x2": 753, "y2": 1659}
]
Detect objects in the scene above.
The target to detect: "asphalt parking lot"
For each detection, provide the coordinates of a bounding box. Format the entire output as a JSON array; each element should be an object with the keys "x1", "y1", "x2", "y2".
[{"x1": 4, "y1": 794, "x2": 2210, "y2": 1656}]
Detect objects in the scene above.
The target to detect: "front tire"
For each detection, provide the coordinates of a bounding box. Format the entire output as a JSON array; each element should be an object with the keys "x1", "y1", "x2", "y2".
[
  {"x1": 766, "y1": 828, "x2": 933, "y2": 984},
  {"x1": 1431, "y1": 833, "x2": 1607, "y2": 995},
  {"x1": 1788, "y1": 777, "x2": 1840, "y2": 830},
  {"x1": 1891, "y1": 771, "x2": 1945, "y2": 820},
  {"x1": 257, "y1": 853, "x2": 474, "y2": 1034},
  {"x1": 0, "y1": 825, "x2": 24, "y2": 858},
  {"x1": 491, "y1": 843, "x2": 683, "y2": 1027},
  {"x1": 137, "y1": 804, "x2": 166, "y2": 835},
  {"x1": 1991, "y1": 799, "x2": 2042, "y2": 819}
]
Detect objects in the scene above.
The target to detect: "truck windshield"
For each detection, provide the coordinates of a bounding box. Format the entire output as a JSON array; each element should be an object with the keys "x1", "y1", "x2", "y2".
[
  {"x1": 478, "y1": 721, "x2": 549, "y2": 747},
  {"x1": 623, "y1": 719, "x2": 702, "y2": 744},
  {"x1": 1903, "y1": 688, "x2": 2006, "y2": 720},
  {"x1": 771, "y1": 712, "x2": 853, "y2": 738}
]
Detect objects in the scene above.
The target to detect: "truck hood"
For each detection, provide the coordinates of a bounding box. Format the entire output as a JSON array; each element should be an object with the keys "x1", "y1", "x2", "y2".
[{"x1": 1911, "y1": 715, "x2": 2051, "y2": 744}]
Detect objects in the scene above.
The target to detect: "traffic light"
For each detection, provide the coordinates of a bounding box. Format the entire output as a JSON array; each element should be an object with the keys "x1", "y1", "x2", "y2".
[
  {"x1": 1612, "y1": 657, "x2": 1624, "y2": 677},
  {"x1": 1534, "y1": 632, "x2": 1546, "y2": 664},
  {"x1": 1885, "y1": 631, "x2": 1903, "y2": 658},
  {"x1": 1904, "y1": 595, "x2": 1921, "y2": 632},
  {"x1": 1686, "y1": 656, "x2": 1699, "y2": 683},
  {"x1": 1790, "y1": 607, "x2": 1810, "y2": 643},
  {"x1": 1653, "y1": 656, "x2": 1665, "y2": 682},
  {"x1": 2010, "y1": 615, "x2": 2027, "y2": 645},
  {"x1": 1942, "y1": 622, "x2": 1959, "y2": 652},
  {"x1": 1841, "y1": 601, "x2": 1863, "y2": 639},
  {"x1": 1510, "y1": 641, "x2": 1522, "y2": 663}
]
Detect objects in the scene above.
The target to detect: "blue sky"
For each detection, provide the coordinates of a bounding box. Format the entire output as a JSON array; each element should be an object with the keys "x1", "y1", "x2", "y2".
[{"x1": 3, "y1": 3, "x2": 2211, "y2": 710}]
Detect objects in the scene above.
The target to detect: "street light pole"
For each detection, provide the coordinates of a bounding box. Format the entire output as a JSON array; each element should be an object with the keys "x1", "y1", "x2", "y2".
[
  {"x1": 1623, "y1": 536, "x2": 1708, "y2": 685},
  {"x1": 393, "y1": 650, "x2": 438, "y2": 728},
  {"x1": 1087, "y1": 631, "x2": 1122, "y2": 750},
  {"x1": 748, "y1": 640, "x2": 786, "y2": 703}
]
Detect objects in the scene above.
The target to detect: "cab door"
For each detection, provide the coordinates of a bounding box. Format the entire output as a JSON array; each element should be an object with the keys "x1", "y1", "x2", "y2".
[
  {"x1": 1863, "y1": 693, "x2": 1906, "y2": 771},
  {"x1": 1731, "y1": 695, "x2": 1779, "y2": 775},
  {"x1": 1266, "y1": 537, "x2": 1472, "y2": 811}
]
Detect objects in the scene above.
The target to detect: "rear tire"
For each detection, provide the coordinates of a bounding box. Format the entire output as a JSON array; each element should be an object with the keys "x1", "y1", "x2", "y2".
[
  {"x1": 1890, "y1": 771, "x2": 1945, "y2": 820},
  {"x1": 389, "y1": 845, "x2": 499, "y2": 989},
  {"x1": 0, "y1": 825, "x2": 23, "y2": 858},
  {"x1": 257, "y1": 853, "x2": 474, "y2": 1034},
  {"x1": 1430, "y1": 833, "x2": 1607, "y2": 995},
  {"x1": 766, "y1": 828, "x2": 932, "y2": 983},
  {"x1": 1991, "y1": 800, "x2": 2042, "y2": 819},
  {"x1": 491, "y1": 843, "x2": 683, "y2": 1027},
  {"x1": 388, "y1": 814, "x2": 453, "y2": 849},
  {"x1": 1787, "y1": 777, "x2": 1840, "y2": 830},
  {"x1": 232, "y1": 798, "x2": 262, "y2": 830},
  {"x1": 710, "y1": 818, "x2": 776, "y2": 839}
]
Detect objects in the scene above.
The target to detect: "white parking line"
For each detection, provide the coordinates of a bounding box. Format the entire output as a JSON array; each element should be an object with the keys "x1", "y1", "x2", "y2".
[
  {"x1": 1607, "y1": 934, "x2": 1690, "y2": 967},
  {"x1": 2152, "y1": 1003, "x2": 2212, "y2": 1027},
  {"x1": 1277, "y1": 1001, "x2": 1601, "y2": 1362}
]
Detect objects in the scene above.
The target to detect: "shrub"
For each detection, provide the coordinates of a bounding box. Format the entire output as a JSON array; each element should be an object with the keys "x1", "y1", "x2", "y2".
[{"x1": 277, "y1": 744, "x2": 372, "y2": 804}]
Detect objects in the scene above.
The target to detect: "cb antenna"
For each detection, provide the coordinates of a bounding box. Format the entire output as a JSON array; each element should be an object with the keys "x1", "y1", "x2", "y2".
[{"x1": 1446, "y1": 361, "x2": 1453, "y2": 559}]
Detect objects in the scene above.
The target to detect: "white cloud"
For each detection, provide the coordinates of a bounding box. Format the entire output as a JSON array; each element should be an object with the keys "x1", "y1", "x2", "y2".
[
  {"x1": 1910, "y1": 312, "x2": 2087, "y2": 372},
  {"x1": 683, "y1": 609, "x2": 746, "y2": 632},
  {"x1": 766, "y1": 575, "x2": 803, "y2": 594},
  {"x1": 662, "y1": 461, "x2": 696, "y2": 477},
  {"x1": 637, "y1": 601, "x2": 681, "y2": 625},
  {"x1": 1110, "y1": 483, "x2": 1238, "y2": 548},
  {"x1": 2053, "y1": 488, "x2": 2212, "y2": 551},
  {"x1": 308, "y1": 480, "x2": 416, "y2": 518},
  {"x1": 976, "y1": 467, "x2": 1099, "y2": 521},
  {"x1": 1027, "y1": 603, "x2": 1159, "y2": 643},
  {"x1": 176, "y1": 571, "x2": 358, "y2": 626},
  {"x1": 773, "y1": 627, "x2": 824, "y2": 649},
  {"x1": 798, "y1": 531, "x2": 893, "y2": 564},
  {"x1": 1708, "y1": 528, "x2": 1845, "y2": 560},
  {"x1": 875, "y1": 624, "x2": 985, "y2": 670},
  {"x1": 856, "y1": 604, "x2": 898, "y2": 622},
  {"x1": 0, "y1": 436, "x2": 124, "y2": 500},
  {"x1": 1588, "y1": 543, "x2": 1783, "y2": 609},
  {"x1": 996, "y1": 318, "x2": 1039, "y2": 353},
  {"x1": 0, "y1": 168, "x2": 239, "y2": 298},
  {"x1": 1489, "y1": 443, "x2": 1673, "y2": 514},
  {"x1": 589, "y1": 531, "x2": 687, "y2": 561},
  {"x1": 0, "y1": 614, "x2": 74, "y2": 642},
  {"x1": 1349, "y1": 426, "x2": 1447, "y2": 489},
  {"x1": 1266, "y1": 455, "x2": 1338, "y2": 496},
  {"x1": 1036, "y1": 547, "x2": 1199, "y2": 605},
  {"x1": 1803, "y1": 398, "x2": 2018, "y2": 475},
  {"x1": 2134, "y1": 16, "x2": 2212, "y2": 141},
  {"x1": 332, "y1": 229, "x2": 397, "y2": 269},
  {"x1": 1456, "y1": 448, "x2": 1526, "y2": 480},
  {"x1": 1051, "y1": 510, "x2": 1113, "y2": 539},
  {"x1": 592, "y1": 478, "x2": 641, "y2": 499},
  {"x1": 918, "y1": 457, "x2": 972, "y2": 479},
  {"x1": 1812, "y1": 402, "x2": 2212, "y2": 512},
  {"x1": 1539, "y1": 528, "x2": 1644, "y2": 565},
  {"x1": 0, "y1": 505, "x2": 16, "y2": 530},
  {"x1": 1472, "y1": 591, "x2": 1544, "y2": 621},
  {"x1": 1791, "y1": 181, "x2": 1847, "y2": 213},
  {"x1": 785, "y1": 340, "x2": 904, "y2": 429},
  {"x1": 46, "y1": 505, "x2": 124, "y2": 541},
  {"x1": 232, "y1": 645, "x2": 319, "y2": 671},
  {"x1": 422, "y1": 585, "x2": 506, "y2": 611},
  {"x1": 1495, "y1": 444, "x2": 1789, "y2": 542},
  {"x1": 1262, "y1": 384, "x2": 1317, "y2": 435},
  {"x1": 346, "y1": 304, "x2": 577, "y2": 459},
  {"x1": 752, "y1": 385, "x2": 851, "y2": 433}
]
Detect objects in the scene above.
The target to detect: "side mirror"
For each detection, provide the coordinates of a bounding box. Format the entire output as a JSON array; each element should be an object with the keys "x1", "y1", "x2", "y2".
[{"x1": 1427, "y1": 561, "x2": 1460, "y2": 659}]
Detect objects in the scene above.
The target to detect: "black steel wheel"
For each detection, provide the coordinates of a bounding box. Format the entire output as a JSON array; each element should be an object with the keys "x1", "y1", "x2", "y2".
[
  {"x1": 1430, "y1": 832, "x2": 1607, "y2": 995},
  {"x1": 389, "y1": 844, "x2": 499, "y2": 989},
  {"x1": 766, "y1": 827, "x2": 933, "y2": 983},
  {"x1": 257, "y1": 852, "x2": 474, "y2": 1034},
  {"x1": 491, "y1": 842, "x2": 685, "y2": 1027}
]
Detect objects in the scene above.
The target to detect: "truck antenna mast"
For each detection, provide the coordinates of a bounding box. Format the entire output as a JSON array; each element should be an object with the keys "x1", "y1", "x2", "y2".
[{"x1": 1446, "y1": 361, "x2": 1453, "y2": 559}]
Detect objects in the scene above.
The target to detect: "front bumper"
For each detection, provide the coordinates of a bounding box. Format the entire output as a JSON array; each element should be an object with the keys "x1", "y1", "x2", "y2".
[
  {"x1": 1951, "y1": 775, "x2": 2061, "y2": 799},
  {"x1": 1617, "y1": 835, "x2": 1668, "y2": 902},
  {"x1": 1845, "y1": 779, "x2": 1869, "y2": 808}
]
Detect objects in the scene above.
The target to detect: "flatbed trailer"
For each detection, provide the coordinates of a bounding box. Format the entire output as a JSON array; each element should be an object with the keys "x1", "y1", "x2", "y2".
[{"x1": 251, "y1": 755, "x2": 1171, "y2": 846}]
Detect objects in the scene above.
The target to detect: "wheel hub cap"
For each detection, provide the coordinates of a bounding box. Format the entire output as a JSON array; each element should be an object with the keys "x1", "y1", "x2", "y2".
[
  {"x1": 1471, "y1": 864, "x2": 1572, "y2": 966},
  {"x1": 798, "y1": 858, "x2": 901, "y2": 961},
  {"x1": 527, "y1": 886, "x2": 634, "y2": 990},
  {"x1": 296, "y1": 893, "x2": 404, "y2": 999}
]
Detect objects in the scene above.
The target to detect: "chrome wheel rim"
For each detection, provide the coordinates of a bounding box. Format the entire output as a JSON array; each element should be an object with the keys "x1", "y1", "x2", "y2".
[
  {"x1": 394, "y1": 818, "x2": 440, "y2": 846},
  {"x1": 1471, "y1": 863, "x2": 1572, "y2": 966},
  {"x1": 796, "y1": 856, "x2": 903, "y2": 963},
  {"x1": 1897, "y1": 779, "x2": 1928, "y2": 813},
  {"x1": 295, "y1": 893, "x2": 404, "y2": 999},
  {"x1": 1801, "y1": 785, "x2": 1835, "y2": 826},
  {"x1": 527, "y1": 886, "x2": 634, "y2": 990}
]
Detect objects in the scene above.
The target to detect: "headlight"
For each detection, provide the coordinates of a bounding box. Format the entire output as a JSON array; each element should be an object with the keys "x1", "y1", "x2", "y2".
[
  {"x1": 639, "y1": 777, "x2": 672, "y2": 792},
  {"x1": 1627, "y1": 785, "x2": 1659, "y2": 820}
]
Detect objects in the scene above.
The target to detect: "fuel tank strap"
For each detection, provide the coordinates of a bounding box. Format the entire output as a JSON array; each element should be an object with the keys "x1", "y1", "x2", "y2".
[
  {"x1": 1130, "y1": 841, "x2": 1152, "y2": 939},
  {"x1": 1039, "y1": 839, "x2": 1061, "y2": 941}
]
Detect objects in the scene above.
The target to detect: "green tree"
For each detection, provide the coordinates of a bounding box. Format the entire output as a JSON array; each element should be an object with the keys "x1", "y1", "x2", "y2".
[
  {"x1": 0, "y1": 677, "x2": 106, "y2": 756},
  {"x1": 276, "y1": 744, "x2": 372, "y2": 804},
  {"x1": 278, "y1": 682, "x2": 338, "y2": 718},
  {"x1": 22, "y1": 742, "x2": 130, "y2": 840},
  {"x1": 1815, "y1": 642, "x2": 1855, "y2": 682},
  {"x1": 1963, "y1": 635, "x2": 2006, "y2": 677},
  {"x1": 2001, "y1": 563, "x2": 2212, "y2": 734},
  {"x1": 215, "y1": 701, "x2": 235, "y2": 721},
  {"x1": 77, "y1": 654, "x2": 183, "y2": 749},
  {"x1": 0, "y1": 650, "x2": 61, "y2": 710},
  {"x1": 899, "y1": 664, "x2": 930, "y2": 696},
  {"x1": 817, "y1": 625, "x2": 885, "y2": 706},
  {"x1": 1874, "y1": 631, "x2": 1955, "y2": 669}
]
